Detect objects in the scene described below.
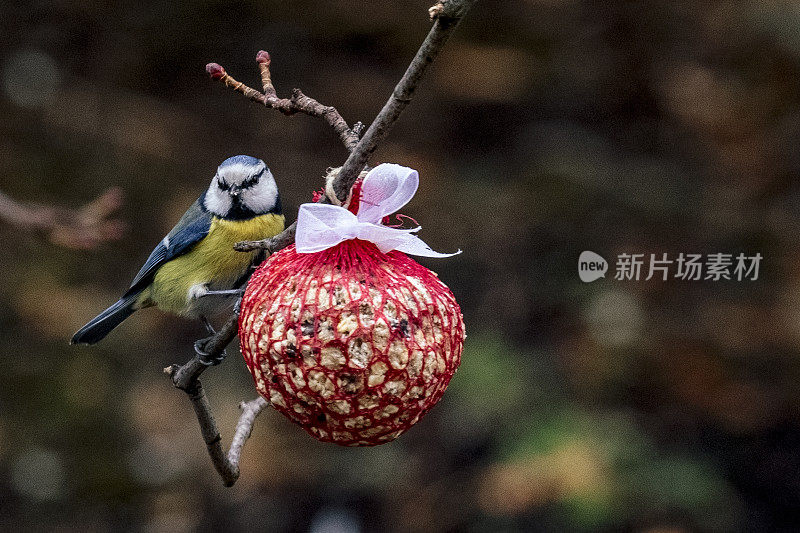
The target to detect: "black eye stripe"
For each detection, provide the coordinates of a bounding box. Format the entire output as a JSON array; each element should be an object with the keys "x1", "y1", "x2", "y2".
[
  {"x1": 217, "y1": 167, "x2": 264, "y2": 191},
  {"x1": 242, "y1": 170, "x2": 264, "y2": 188}
]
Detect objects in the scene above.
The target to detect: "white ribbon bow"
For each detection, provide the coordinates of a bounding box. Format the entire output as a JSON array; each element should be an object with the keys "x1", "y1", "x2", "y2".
[{"x1": 295, "y1": 163, "x2": 461, "y2": 258}]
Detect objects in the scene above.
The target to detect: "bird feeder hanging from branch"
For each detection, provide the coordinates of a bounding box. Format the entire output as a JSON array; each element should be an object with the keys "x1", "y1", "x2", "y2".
[{"x1": 238, "y1": 164, "x2": 464, "y2": 445}]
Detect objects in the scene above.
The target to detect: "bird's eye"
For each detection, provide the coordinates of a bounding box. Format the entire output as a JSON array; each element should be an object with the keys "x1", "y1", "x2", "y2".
[
  {"x1": 218, "y1": 179, "x2": 230, "y2": 191},
  {"x1": 242, "y1": 175, "x2": 259, "y2": 189}
]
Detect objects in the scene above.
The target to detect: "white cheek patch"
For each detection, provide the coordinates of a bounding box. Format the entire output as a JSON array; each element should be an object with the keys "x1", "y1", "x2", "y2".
[
  {"x1": 204, "y1": 186, "x2": 232, "y2": 217},
  {"x1": 242, "y1": 171, "x2": 279, "y2": 214}
]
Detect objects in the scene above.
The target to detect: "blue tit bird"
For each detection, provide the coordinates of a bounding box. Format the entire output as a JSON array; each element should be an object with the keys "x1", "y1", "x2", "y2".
[{"x1": 71, "y1": 155, "x2": 285, "y2": 347}]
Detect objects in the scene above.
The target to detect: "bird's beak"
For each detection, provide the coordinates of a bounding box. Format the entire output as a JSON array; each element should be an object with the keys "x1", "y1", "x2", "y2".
[{"x1": 230, "y1": 187, "x2": 242, "y2": 200}]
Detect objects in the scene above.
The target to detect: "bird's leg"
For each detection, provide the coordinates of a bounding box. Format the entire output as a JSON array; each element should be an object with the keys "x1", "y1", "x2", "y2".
[
  {"x1": 201, "y1": 288, "x2": 245, "y2": 297},
  {"x1": 194, "y1": 337, "x2": 226, "y2": 366},
  {"x1": 194, "y1": 314, "x2": 227, "y2": 366},
  {"x1": 198, "y1": 287, "x2": 246, "y2": 319},
  {"x1": 233, "y1": 291, "x2": 246, "y2": 315},
  {"x1": 200, "y1": 315, "x2": 216, "y2": 335}
]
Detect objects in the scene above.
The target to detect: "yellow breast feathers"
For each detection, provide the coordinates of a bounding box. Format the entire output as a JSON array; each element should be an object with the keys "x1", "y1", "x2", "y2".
[{"x1": 142, "y1": 213, "x2": 284, "y2": 315}]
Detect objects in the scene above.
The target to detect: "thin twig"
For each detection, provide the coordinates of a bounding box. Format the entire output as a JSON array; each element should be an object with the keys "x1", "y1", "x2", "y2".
[
  {"x1": 176, "y1": 382, "x2": 267, "y2": 486},
  {"x1": 257, "y1": 50, "x2": 277, "y2": 97},
  {"x1": 332, "y1": 0, "x2": 477, "y2": 201},
  {"x1": 228, "y1": 397, "x2": 269, "y2": 469},
  {"x1": 206, "y1": 53, "x2": 360, "y2": 151},
  {"x1": 234, "y1": 221, "x2": 297, "y2": 253},
  {"x1": 0, "y1": 187, "x2": 125, "y2": 250}
]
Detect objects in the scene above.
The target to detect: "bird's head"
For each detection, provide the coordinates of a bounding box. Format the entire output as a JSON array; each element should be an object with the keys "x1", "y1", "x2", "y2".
[{"x1": 204, "y1": 155, "x2": 281, "y2": 219}]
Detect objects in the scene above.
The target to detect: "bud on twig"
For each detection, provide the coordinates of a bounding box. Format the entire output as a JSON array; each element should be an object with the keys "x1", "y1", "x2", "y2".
[
  {"x1": 256, "y1": 51, "x2": 276, "y2": 96},
  {"x1": 206, "y1": 63, "x2": 226, "y2": 80},
  {"x1": 255, "y1": 50, "x2": 271, "y2": 65}
]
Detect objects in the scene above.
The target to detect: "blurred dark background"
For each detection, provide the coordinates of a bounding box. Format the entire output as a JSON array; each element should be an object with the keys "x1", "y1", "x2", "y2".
[{"x1": 2, "y1": 0, "x2": 800, "y2": 531}]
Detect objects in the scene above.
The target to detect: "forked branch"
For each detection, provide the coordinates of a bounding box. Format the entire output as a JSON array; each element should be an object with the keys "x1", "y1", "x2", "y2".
[
  {"x1": 165, "y1": 314, "x2": 269, "y2": 486},
  {"x1": 168, "y1": 0, "x2": 477, "y2": 487},
  {"x1": 234, "y1": 0, "x2": 477, "y2": 254},
  {"x1": 206, "y1": 53, "x2": 362, "y2": 152}
]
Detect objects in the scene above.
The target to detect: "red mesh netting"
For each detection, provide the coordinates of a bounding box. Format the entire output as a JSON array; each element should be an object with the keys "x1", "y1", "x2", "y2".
[{"x1": 238, "y1": 239, "x2": 464, "y2": 446}]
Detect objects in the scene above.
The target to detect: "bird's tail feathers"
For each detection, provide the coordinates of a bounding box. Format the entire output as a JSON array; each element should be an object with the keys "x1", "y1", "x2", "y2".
[{"x1": 70, "y1": 295, "x2": 138, "y2": 345}]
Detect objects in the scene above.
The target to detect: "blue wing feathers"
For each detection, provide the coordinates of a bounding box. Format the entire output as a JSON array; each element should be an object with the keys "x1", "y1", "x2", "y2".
[
  {"x1": 72, "y1": 197, "x2": 212, "y2": 345},
  {"x1": 124, "y1": 199, "x2": 211, "y2": 297}
]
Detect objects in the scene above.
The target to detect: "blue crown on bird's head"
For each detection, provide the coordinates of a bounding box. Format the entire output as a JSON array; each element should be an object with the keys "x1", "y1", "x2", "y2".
[{"x1": 219, "y1": 155, "x2": 265, "y2": 169}]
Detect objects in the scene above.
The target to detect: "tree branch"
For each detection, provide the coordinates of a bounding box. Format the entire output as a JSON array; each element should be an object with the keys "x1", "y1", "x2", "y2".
[
  {"x1": 171, "y1": 0, "x2": 477, "y2": 487},
  {"x1": 234, "y1": 0, "x2": 477, "y2": 254},
  {"x1": 206, "y1": 53, "x2": 361, "y2": 152},
  {"x1": 166, "y1": 314, "x2": 239, "y2": 389},
  {"x1": 164, "y1": 314, "x2": 269, "y2": 486},
  {"x1": 332, "y1": 0, "x2": 476, "y2": 201},
  {"x1": 0, "y1": 187, "x2": 125, "y2": 250}
]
